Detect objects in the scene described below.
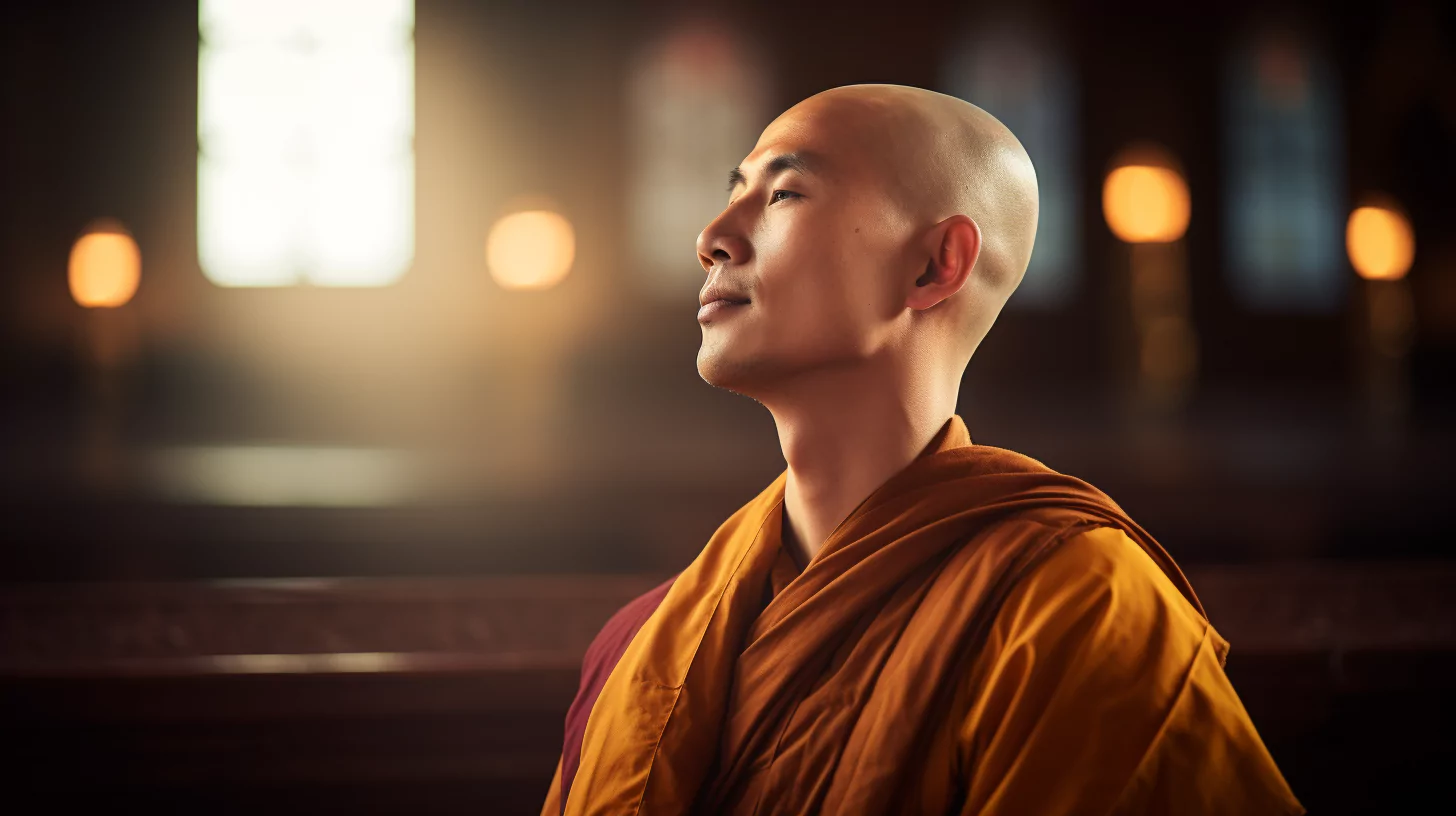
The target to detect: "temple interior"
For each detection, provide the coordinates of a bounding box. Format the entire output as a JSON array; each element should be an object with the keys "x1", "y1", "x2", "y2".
[{"x1": 2, "y1": 1, "x2": 1454, "y2": 813}]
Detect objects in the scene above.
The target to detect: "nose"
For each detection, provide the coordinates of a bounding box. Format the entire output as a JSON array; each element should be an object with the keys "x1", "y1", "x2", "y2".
[{"x1": 696, "y1": 208, "x2": 752, "y2": 273}]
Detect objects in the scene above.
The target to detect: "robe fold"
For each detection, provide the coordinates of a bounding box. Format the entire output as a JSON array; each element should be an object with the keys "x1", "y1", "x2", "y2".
[{"x1": 544, "y1": 416, "x2": 1303, "y2": 815}]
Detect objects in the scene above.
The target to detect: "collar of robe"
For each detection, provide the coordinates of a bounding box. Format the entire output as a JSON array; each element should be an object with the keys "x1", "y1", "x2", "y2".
[{"x1": 565, "y1": 415, "x2": 1205, "y2": 816}]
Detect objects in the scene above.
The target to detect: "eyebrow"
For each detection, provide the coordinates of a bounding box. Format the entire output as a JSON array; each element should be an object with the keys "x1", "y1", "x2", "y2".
[{"x1": 727, "y1": 152, "x2": 815, "y2": 192}]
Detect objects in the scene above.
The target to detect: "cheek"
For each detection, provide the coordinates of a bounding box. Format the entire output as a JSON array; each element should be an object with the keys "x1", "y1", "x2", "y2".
[
  {"x1": 820, "y1": 206, "x2": 906, "y2": 330},
  {"x1": 754, "y1": 215, "x2": 845, "y2": 320},
  {"x1": 846, "y1": 203, "x2": 916, "y2": 321},
  {"x1": 755, "y1": 217, "x2": 883, "y2": 351}
]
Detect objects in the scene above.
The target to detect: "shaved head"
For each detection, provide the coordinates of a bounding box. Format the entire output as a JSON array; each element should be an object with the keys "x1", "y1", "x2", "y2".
[
  {"x1": 769, "y1": 85, "x2": 1038, "y2": 357},
  {"x1": 696, "y1": 83, "x2": 1038, "y2": 401}
]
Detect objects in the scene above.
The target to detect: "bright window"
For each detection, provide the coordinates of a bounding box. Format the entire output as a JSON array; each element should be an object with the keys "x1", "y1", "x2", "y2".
[
  {"x1": 197, "y1": 0, "x2": 414, "y2": 287},
  {"x1": 1223, "y1": 32, "x2": 1344, "y2": 310}
]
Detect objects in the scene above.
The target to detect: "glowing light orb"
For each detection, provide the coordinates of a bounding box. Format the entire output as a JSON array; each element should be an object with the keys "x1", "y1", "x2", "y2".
[
  {"x1": 1103, "y1": 163, "x2": 1191, "y2": 244},
  {"x1": 487, "y1": 210, "x2": 576, "y2": 291},
  {"x1": 1347, "y1": 204, "x2": 1415, "y2": 281},
  {"x1": 69, "y1": 224, "x2": 141, "y2": 308}
]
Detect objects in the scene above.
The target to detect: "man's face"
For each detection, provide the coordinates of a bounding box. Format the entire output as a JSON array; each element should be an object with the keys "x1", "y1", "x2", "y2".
[{"x1": 694, "y1": 105, "x2": 917, "y2": 397}]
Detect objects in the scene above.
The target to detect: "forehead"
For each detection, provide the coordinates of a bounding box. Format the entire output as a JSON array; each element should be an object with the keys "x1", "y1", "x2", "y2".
[
  {"x1": 741, "y1": 97, "x2": 895, "y2": 182},
  {"x1": 745, "y1": 103, "x2": 842, "y2": 171}
]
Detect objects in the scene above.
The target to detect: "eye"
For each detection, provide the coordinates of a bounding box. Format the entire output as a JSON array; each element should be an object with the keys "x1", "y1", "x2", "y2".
[{"x1": 769, "y1": 189, "x2": 801, "y2": 204}]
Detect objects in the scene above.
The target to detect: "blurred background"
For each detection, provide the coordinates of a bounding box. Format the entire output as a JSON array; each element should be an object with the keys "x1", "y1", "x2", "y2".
[{"x1": 2, "y1": 0, "x2": 1453, "y2": 812}]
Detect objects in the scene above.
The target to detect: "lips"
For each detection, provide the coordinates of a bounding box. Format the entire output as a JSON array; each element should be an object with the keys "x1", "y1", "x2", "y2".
[
  {"x1": 697, "y1": 298, "x2": 749, "y2": 323},
  {"x1": 699, "y1": 282, "x2": 750, "y2": 308},
  {"x1": 698, "y1": 279, "x2": 750, "y2": 323}
]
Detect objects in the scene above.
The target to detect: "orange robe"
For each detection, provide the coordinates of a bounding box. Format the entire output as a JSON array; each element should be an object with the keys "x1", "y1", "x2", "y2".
[{"x1": 544, "y1": 416, "x2": 1303, "y2": 815}]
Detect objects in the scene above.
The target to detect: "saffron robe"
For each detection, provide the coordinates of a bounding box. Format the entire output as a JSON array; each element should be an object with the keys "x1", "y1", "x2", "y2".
[{"x1": 542, "y1": 416, "x2": 1303, "y2": 815}]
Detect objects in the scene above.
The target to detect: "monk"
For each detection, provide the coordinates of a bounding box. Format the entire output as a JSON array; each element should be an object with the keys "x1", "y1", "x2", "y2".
[{"x1": 541, "y1": 84, "x2": 1304, "y2": 815}]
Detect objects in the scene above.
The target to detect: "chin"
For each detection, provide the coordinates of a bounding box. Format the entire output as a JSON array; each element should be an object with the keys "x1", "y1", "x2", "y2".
[
  {"x1": 697, "y1": 346, "x2": 763, "y2": 397},
  {"x1": 696, "y1": 348, "x2": 737, "y2": 389},
  {"x1": 700, "y1": 345, "x2": 812, "y2": 404}
]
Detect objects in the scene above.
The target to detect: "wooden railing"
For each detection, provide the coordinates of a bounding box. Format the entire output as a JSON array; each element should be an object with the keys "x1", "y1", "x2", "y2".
[{"x1": 3, "y1": 566, "x2": 1454, "y2": 815}]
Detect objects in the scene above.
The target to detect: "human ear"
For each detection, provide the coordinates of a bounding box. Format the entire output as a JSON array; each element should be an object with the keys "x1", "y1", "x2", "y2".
[{"x1": 907, "y1": 215, "x2": 981, "y2": 310}]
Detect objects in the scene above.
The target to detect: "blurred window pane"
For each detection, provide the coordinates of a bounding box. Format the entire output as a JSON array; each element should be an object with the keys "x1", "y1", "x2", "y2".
[
  {"x1": 197, "y1": 0, "x2": 415, "y2": 287},
  {"x1": 944, "y1": 24, "x2": 1080, "y2": 309},
  {"x1": 627, "y1": 24, "x2": 769, "y2": 298},
  {"x1": 1223, "y1": 33, "x2": 1345, "y2": 311}
]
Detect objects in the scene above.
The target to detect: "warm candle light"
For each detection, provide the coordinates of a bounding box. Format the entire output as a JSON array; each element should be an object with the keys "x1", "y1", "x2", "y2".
[
  {"x1": 69, "y1": 222, "x2": 141, "y2": 308},
  {"x1": 1347, "y1": 203, "x2": 1415, "y2": 281},
  {"x1": 487, "y1": 210, "x2": 576, "y2": 291},
  {"x1": 1102, "y1": 164, "x2": 1191, "y2": 244}
]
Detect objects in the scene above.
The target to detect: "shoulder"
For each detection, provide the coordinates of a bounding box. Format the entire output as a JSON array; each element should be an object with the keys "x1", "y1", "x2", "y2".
[
  {"x1": 955, "y1": 529, "x2": 1301, "y2": 814},
  {"x1": 955, "y1": 526, "x2": 1215, "y2": 777},
  {"x1": 557, "y1": 575, "x2": 678, "y2": 794},
  {"x1": 971, "y1": 524, "x2": 1226, "y2": 700},
  {"x1": 581, "y1": 575, "x2": 677, "y2": 682},
  {"x1": 997, "y1": 525, "x2": 1215, "y2": 649}
]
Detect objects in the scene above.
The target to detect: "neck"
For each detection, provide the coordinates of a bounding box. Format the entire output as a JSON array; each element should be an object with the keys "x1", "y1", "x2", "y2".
[{"x1": 765, "y1": 361, "x2": 958, "y2": 567}]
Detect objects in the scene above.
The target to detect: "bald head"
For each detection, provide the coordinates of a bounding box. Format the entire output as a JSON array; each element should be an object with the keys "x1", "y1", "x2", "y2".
[
  {"x1": 768, "y1": 85, "x2": 1039, "y2": 358},
  {"x1": 695, "y1": 83, "x2": 1039, "y2": 400}
]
